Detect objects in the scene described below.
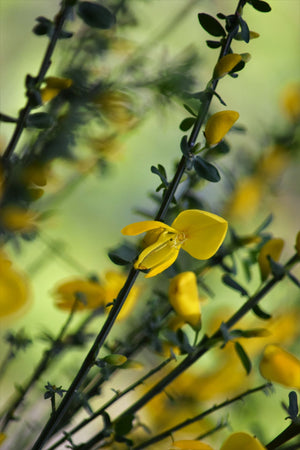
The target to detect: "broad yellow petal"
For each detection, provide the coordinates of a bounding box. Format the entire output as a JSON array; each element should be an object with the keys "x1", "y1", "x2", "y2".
[
  {"x1": 122, "y1": 220, "x2": 175, "y2": 236},
  {"x1": 220, "y1": 432, "x2": 266, "y2": 450},
  {"x1": 258, "y1": 238, "x2": 284, "y2": 281},
  {"x1": 259, "y1": 344, "x2": 300, "y2": 389},
  {"x1": 54, "y1": 279, "x2": 106, "y2": 311},
  {"x1": 205, "y1": 110, "x2": 239, "y2": 146},
  {"x1": 172, "y1": 210, "x2": 228, "y2": 260}
]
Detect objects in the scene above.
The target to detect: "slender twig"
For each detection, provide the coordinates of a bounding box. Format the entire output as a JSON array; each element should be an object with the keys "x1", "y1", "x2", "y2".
[
  {"x1": 266, "y1": 421, "x2": 300, "y2": 450},
  {"x1": 47, "y1": 357, "x2": 173, "y2": 449},
  {"x1": 80, "y1": 254, "x2": 298, "y2": 449},
  {"x1": 0, "y1": 298, "x2": 78, "y2": 433},
  {"x1": 2, "y1": 2, "x2": 72, "y2": 162},
  {"x1": 132, "y1": 383, "x2": 271, "y2": 450}
]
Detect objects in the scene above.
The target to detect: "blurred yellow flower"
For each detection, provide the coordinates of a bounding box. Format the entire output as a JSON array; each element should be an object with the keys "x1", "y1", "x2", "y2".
[
  {"x1": 259, "y1": 344, "x2": 300, "y2": 389},
  {"x1": 0, "y1": 206, "x2": 38, "y2": 233},
  {"x1": 88, "y1": 134, "x2": 123, "y2": 160},
  {"x1": 0, "y1": 433, "x2": 6, "y2": 447},
  {"x1": 258, "y1": 238, "x2": 284, "y2": 281},
  {"x1": 93, "y1": 90, "x2": 137, "y2": 130},
  {"x1": 213, "y1": 54, "x2": 242, "y2": 80},
  {"x1": 54, "y1": 271, "x2": 140, "y2": 320},
  {"x1": 169, "y1": 272, "x2": 202, "y2": 330},
  {"x1": 204, "y1": 111, "x2": 239, "y2": 146},
  {"x1": 280, "y1": 82, "x2": 300, "y2": 122},
  {"x1": 170, "y1": 441, "x2": 213, "y2": 450},
  {"x1": 225, "y1": 176, "x2": 263, "y2": 220},
  {"x1": 0, "y1": 251, "x2": 30, "y2": 322},
  {"x1": 220, "y1": 432, "x2": 266, "y2": 450},
  {"x1": 40, "y1": 76, "x2": 72, "y2": 103},
  {"x1": 122, "y1": 210, "x2": 228, "y2": 278}
]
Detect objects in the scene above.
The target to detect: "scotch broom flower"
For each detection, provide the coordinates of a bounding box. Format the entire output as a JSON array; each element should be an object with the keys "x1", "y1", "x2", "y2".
[
  {"x1": 0, "y1": 251, "x2": 30, "y2": 322},
  {"x1": 213, "y1": 53, "x2": 242, "y2": 79},
  {"x1": 40, "y1": 76, "x2": 72, "y2": 103},
  {"x1": 122, "y1": 209, "x2": 228, "y2": 278},
  {"x1": 204, "y1": 111, "x2": 239, "y2": 146},
  {"x1": 220, "y1": 432, "x2": 266, "y2": 450},
  {"x1": 169, "y1": 271, "x2": 202, "y2": 330},
  {"x1": 259, "y1": 344, "x2": 300, "y2": 389},
  {"x1": 0, "y1": 206, "x2": 38, "y2": 233}
]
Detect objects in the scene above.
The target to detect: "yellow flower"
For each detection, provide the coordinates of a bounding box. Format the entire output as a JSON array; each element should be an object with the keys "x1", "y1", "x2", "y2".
[
  {"x1": 170, "y1": 441, "x2": 213, "y2": 450},
  {"x1": 169, "y1": 272, "x2": 202, "y2": 329},
  {"x1": 220, "y1": 432, "x2": 266, "y2": 450},
  {"x1": 226, "y1": 176, "x2": 263, "y2": 220},
  {"x1": 0, "y1": 206, "x2": 38, "y2": 233},
  {"x1": 40, "y1": 76, "x2": 72, "y2": 103},
  {"x1": 259, "y1": 344, "x2": 300, "y2": 389},
  {"x1": 54, "y1": 271, "x2": 140, "y2": 319},
  {"x1": 258, "y1": 238, "x2": 284, "y2": 281},
  {"x1": 54, "y1": 278, "x2": 106, "y2": 311},
  {"x1": 280, "y1": 82, "x2": 300, "y2": 122},
  {"x1": 122, "y1": 209, "x2": 228, "y2": 278},
  {"x1": 93, "y1": 90, "x2": 137, "y2": 130},
  {"x1": 0, "y1": 251, "x2": 30, "y2": 322},
  {"x1": 0, "y1": 433, "x2": 7, "y2": 447},
  {"x1": 204, "y1": 111, "x2": 239, "y2": 146},
  {"x1": 213, "y1": 53, "x2": 242, "y2": 79},
  {"x1": 88, "y1": 134, "x2": 123, "y2": 160}
]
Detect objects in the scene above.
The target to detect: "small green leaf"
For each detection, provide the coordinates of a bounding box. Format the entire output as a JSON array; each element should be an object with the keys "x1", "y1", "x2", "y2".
[
  {"x1": 108, "y1": 243, "x2": 137, "y2": 266},
  {"x1": 206, "y1": 40, "x2": 222, "y2": 49},
  {"x1": 252, "y1": 304, "x2": 272, "y2": 320},
  {"x1": 179, "y1": 117, "x2": 196, "y2": 131},
  {"x1": 180, "y1": 135, "x2": 191, "y2": 158},
  {"x1": 198, "y1": 13, "x2": 226, "y2": 37},
  {"x1": 26, "y1": 112, "x2": 54, "y2": 129},
  {"x1": 183, "y1": 103, "x2": 197, "y2": 117},
  {"x1": 234, "y1": 341, "x2": 252, "y2": 374},
  {"x1": 114, "y1": 414, "x2": 135, "y2": 436},
  {"x1": 151, "y1": 164, "x2": 168, "y2": 187},
  {"x1": 193, "y1": 156, "x2": 221, "y2": 182},
  {"x1": 267, "y1": 256, "x2": 285, "y2": 279},
  {"x1": 222, "y1": 274, "x2": 248, "y2": 296},
  {"x1": 287, "y1": 391, "x2": 299, "y2": 420},
  {"x1": 77, "y1": 2, "x2": 116, "y2": 29},
  {"x1": 103, "y1": 354, "x2": 127, "y2": 366},
  {"x1": 33, "y1": 17, "x2": 53, "y2": 36},
  {"x1": 249, "y1": 0, "x2": 271, "y2": 13}
]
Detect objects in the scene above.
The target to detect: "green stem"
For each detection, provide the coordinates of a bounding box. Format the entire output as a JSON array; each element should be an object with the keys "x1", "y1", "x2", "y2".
[
  {"x1": 132, "y1": 383, "x2": 271, "y2": 450},
  {"x1": 2, "y1": 3, "x2": 72, "y2": 163},
  {"x1": 47, "y1": 357, "x2": 173, "y2": 449}
]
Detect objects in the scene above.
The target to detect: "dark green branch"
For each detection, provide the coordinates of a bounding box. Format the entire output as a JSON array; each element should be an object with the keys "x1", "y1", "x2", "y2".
[{"x1": 266, "y1": 421, "x2": 300, "y2": 449}]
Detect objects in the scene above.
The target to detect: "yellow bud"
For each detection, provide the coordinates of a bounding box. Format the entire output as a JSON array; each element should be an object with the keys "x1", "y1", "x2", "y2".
[
  {"x1": 240, "y1": 52, "x2": 251, "y2": 62},
  {"x1": 213, "y1": 53, "x2": 242, "y2": 79},
  {"x1": 220, "y1": 432, "x2": 266, "y2": 450},
  {"x1": 169, "y1": 272, "x2": 201, "y2": 330},
  {"x1": 258, "y1": 238, "x2": 284, "y2": 281},
  {"x1": 40, "y1": 76, "x2": 72, "y2": 103},
  {"x1": 259, "y1": 344, "x2": 300, "y2": 389},
  {"x1": 249, "y1": 31, "x2": 260, "y2": 39},
  {"x1": 205, "y1": 110, "x2": 239, "y2": 146}
]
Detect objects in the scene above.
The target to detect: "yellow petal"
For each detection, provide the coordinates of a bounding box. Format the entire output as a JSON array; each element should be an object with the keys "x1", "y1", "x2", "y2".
[
  {"x1": 170, "y1": 441, "x2": 213, "y2": 450},
  {"x1": 220, "y1": 432, "x2": 266, "y2": 450},
  {"x1": 172, "y1": 209, "x2": 228, "y2": 260},
  {"x1": 295, "y1": 230, "x2": 300, "y2": 256},
  {"x1": 0, "y1": 255, "x2": 30, "y2": 322},
  {"x1": 104, "y1": 271, "x2": 140, "y2": 321},
  {"x1": 40, "y1": 77, "x2": 72, "y2": 103},
  {"x1": 259, "y1": 344, "x2": 300, "y2": 389},
  {"x1": 135, "y1": 231, "x2": 179, "y2": 278},
  {"x1": 280, "y1": 82, "x2": 300, "y2": 122},
  {"x1": 0, "y1": 206, "x2": 38, "y2": 233},
  {"x1": 169, "y1": 272, "x2": 201, "y2": 329},
  {"x1": 213, "y1": 53, "x2": 242, "y2": 79},
  {"x1": 54, "y1": 279, "x2": 106, "y2": 311},
  {"x1": 122, "y1": 220, "x2": 175, "y2": 236},
  {"x1": 205, "y1": 110, "x2": 239, "y2": 146},
  {"x1": 258, "y1": 238, "x2": 284, "y2": 281}
]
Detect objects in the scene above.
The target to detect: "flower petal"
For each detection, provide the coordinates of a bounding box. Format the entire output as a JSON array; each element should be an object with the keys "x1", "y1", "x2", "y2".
[
  {"x1": 213, "y1": 53, "x2": 242, "y2": 79},
  {"x1": 122, "y1": 220, "x2": 174, "y2": 236},
  {"x1": 169, "y1": 272, "x2": 201, "y2": 329},
  {"x1": 170, "y1": 440, "x2": 213, "y2": 450},
  {"x1": 172, "y1": 209, "x2": 228, "y2": 260},
  {"x1": 258, "y1": 238, "x2": 284, "y2": 281},
  {"x1": 259, "y1": 344, "x2": 300, "y2": 389},
  {"x1": 205, "y1": 110, "x2": 239, "y2": 146},
  {"x1": 135, "y1": 232, "x2": 179, "y2": 278},
  {"x1": 220, "y1": 432, "x2": 266, "y2": 450}
]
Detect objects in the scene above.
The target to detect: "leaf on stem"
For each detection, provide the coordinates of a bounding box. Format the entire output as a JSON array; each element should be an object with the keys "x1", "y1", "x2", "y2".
[
  {"x1": 222, "y1": 273, "x2": 248, "y2": 296},
  {"x1": 234, "y1": 341, "x2": 252, "y2": 374},
  {"x1": 198, "y1": 13, "x2": 226, "y2": 37},
  {"x1": 77, "y1": 2, "x2": 116, "y2": 29},
  {"x1": 193, "y1": 156, "x2": 221, "y2": 182},
  {"x1": 248, "y1": 0, "x2": 272, "y2": 13}
]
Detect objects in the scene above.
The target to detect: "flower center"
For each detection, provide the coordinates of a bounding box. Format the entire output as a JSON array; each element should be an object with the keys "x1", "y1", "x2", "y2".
[{"x1": 171, "y1": 231, "x2": 186, "y2": 248}]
